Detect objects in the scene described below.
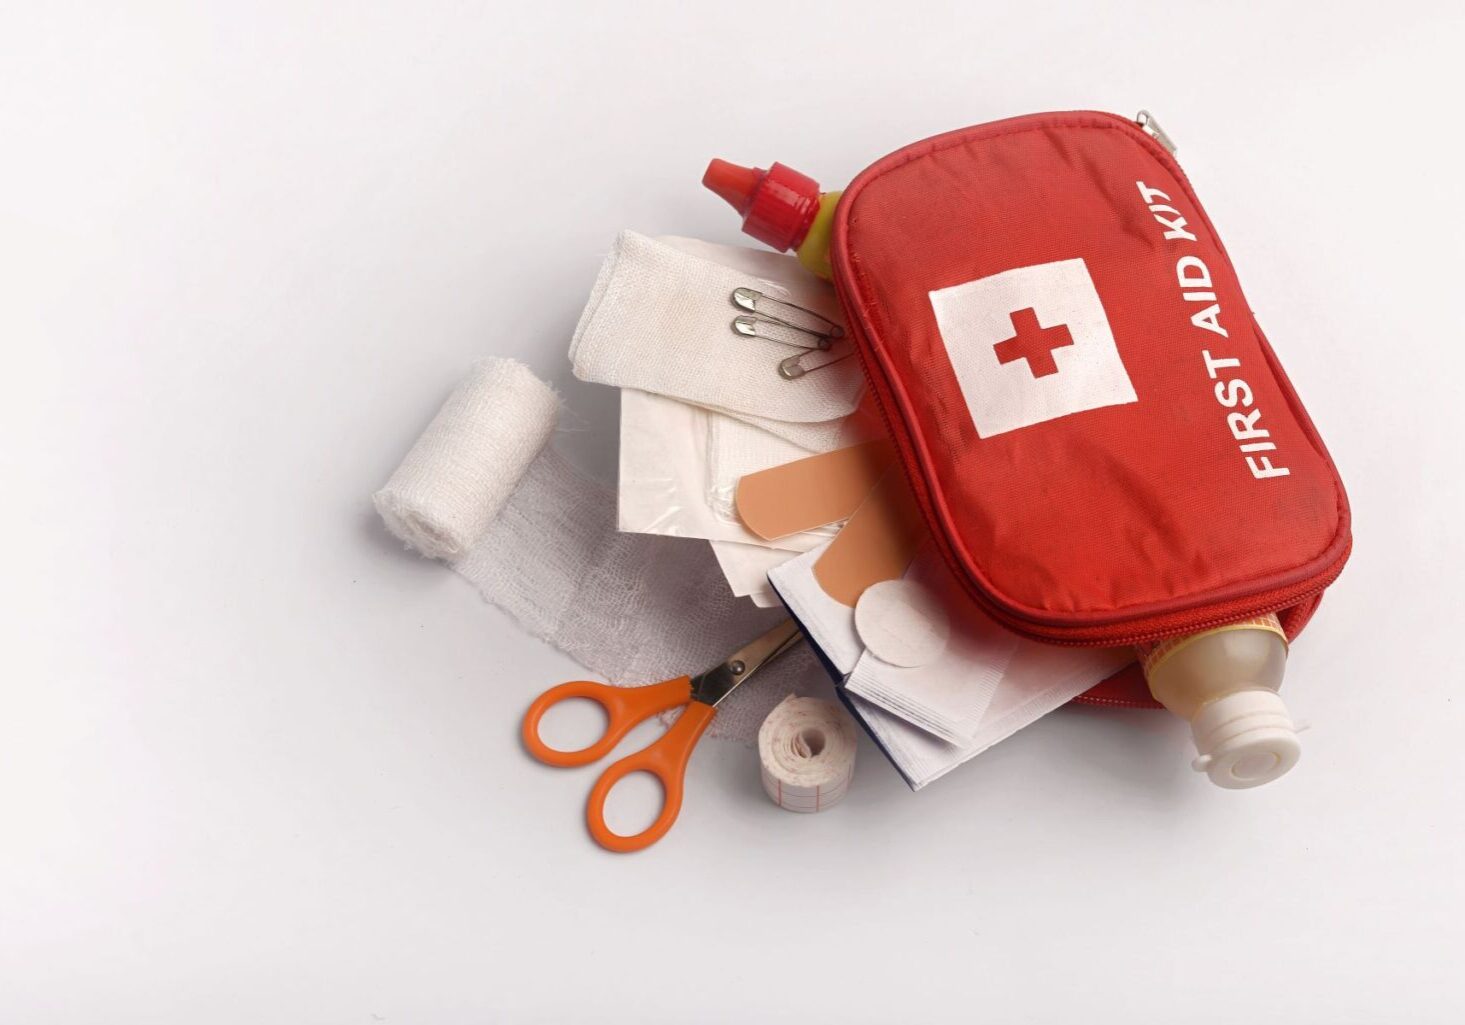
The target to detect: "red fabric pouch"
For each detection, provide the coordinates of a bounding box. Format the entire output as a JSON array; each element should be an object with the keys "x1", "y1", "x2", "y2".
[{"x1": 828, "y1": 111, "x2": 1351, "y2": 706}]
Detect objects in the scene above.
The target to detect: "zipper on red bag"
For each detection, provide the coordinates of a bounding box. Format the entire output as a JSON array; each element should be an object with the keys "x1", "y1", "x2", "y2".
[
  {"x1": 1071, "y1": 692, "x2": 1157, "y2": 709},
  {"x1": 835, "y1": 109, "x2": 1348, "y2": 649}
]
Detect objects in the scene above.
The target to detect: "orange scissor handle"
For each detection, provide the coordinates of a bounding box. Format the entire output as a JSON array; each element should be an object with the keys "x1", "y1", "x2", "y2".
[
  {"x1": 521, "y1": 676, "x2": 693, "y2": 768},
  {"x1": 586, "y1": 700, "x2": 716, "y2": 853}
]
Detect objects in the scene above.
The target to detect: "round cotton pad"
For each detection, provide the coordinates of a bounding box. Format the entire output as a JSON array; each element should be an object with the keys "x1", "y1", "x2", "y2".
[{"x1": 854, "y1": 579, "x2": 950, "y2": 668}]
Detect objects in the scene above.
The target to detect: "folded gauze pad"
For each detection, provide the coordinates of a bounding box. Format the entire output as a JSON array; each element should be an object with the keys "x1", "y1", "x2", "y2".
[
  {"x1": 570, "y1": 231, "x2": 863, "y2": 450},
  {"x1": 758, "y1": 695, "x2": 857, "y2": 813},
  {"x1": 374, "y1": 359, "x2": 559, "y2": 560}
]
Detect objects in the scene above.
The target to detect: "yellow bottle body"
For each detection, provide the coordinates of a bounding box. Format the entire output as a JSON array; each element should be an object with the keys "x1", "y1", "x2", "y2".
[
  {"x1": 795, "y1": 191, "x2": 842, "y2": 280},
  {"x1": 1143, "y1": 618, "x2": 1288, "y2": 719}
]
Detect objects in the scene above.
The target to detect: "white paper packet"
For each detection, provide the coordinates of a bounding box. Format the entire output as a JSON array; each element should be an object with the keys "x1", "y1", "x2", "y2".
[
  {"x1": 843, "y1": 549, "x2": 1019, "y2": 745},
  {"x1": 768, "y1": 537, "x2": 1130, "y2": 787},
  {"x1": 617, "y1": 389, "x2": 834, "y2": 552}
]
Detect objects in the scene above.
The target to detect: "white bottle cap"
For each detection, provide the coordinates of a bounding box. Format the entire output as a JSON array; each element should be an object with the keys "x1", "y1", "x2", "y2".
[{"x1": 1189, "y1": 690, "x2": 1301, "y2": 789}]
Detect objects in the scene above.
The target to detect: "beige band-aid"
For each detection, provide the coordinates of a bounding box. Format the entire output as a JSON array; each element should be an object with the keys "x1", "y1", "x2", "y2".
[
  {"x1": 735, "y1": 439, "x2": 894, "y2": 541},
  {"x1": 813, "y1": 468, "x2": 925, "y2": 607}
]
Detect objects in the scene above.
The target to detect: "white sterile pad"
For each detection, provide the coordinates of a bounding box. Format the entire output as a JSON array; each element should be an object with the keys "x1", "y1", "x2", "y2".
[
  {"x1": 617, "y1": 389, "x2": 833, "y2": 552},
  {"x1": 849, "y1": 643, "x2": 1134, "y2": 790},
  {"x1": 845, "y1": 551, "x2": 1017, "y2": 745},
  {"x1": 758, "y1": 695, "x2": 857, "y2": 813},
  {"x1": 376, "y1": 363, "x2": 829, "y2": 743},
  {"x1": 854, "y1": 579, "x2": 950, "y2": 668},
  {"x1": 571, "y1": 231, "x2": 862, "y2": 451}
]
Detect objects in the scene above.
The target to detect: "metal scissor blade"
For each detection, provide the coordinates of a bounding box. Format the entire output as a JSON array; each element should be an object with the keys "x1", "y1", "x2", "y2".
[{"x1": 689, "y1": 618, "x2": 804, "y2": 707}]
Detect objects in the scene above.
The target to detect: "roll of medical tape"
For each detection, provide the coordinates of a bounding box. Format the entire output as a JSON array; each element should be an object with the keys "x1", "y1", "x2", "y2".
[{"x1": 758, "y1": 695, "x2": 857, "y2": 813}]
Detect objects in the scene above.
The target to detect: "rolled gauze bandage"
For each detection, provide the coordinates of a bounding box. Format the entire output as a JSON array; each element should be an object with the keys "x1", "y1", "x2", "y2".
[
  {"x1": 375, "y1": 359, "x2": 559, "y2": 560},
  {"x1": 758, "y1": 695, "x2": 857, "y2": 813}
]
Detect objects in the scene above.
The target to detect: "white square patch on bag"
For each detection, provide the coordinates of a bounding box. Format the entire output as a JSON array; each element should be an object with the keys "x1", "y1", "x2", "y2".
[{"x1": 928, "y1": 258, "x2": 1137, "y2": 438}]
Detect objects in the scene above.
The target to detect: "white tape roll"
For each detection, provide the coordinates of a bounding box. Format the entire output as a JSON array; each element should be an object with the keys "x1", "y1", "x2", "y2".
[{"x1": 758, "y1": 695, "x2": 857, "y2": 813}]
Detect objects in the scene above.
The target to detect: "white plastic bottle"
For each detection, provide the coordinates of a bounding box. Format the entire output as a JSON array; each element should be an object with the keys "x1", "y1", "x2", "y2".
[{"x1": 1139, "y1": 614, "x2": 1302, "y2": 789}]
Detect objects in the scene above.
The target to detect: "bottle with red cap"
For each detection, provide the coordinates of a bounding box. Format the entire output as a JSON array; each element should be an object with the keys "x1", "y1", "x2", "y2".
[{"x1": 703, "y1": 158, "x2": 840, "y2": 280}]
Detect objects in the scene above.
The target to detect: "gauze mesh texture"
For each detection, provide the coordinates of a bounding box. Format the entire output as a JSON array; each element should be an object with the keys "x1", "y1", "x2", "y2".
[{"x1": 454, "y1": 446, "x2": 831, "y2": 742}]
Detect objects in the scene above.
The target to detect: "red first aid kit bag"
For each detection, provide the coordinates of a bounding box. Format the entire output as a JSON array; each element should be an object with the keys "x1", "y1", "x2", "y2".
[{"x1": 826, "y1": 111, "x2": 1351, "y2": 706}]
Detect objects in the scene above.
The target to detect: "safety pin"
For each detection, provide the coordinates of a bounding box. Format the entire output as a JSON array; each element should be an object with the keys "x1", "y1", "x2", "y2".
[
  {"x1": 730, "y1": 287, "x2": 845, "y2": 351},
  {"x1": 779, "y1": 349, "x2": 855, "y2": 380}
]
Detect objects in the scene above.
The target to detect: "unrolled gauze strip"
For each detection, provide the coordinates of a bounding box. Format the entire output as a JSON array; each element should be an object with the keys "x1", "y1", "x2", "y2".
[
  {"x1": 375, "y1": 360, "x2": 827, "y2": 742},
  {"x1": 758, "y1": 695, "x2": 857, "y2": 813},
  {"x1": 374, "y1": 358, "x2": 559, "y2": 560}
]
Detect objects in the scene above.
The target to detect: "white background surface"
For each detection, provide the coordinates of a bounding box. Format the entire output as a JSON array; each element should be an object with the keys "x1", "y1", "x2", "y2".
[{"x1": 3, "y1": 2, "x2": 1463, "y2": 1022}]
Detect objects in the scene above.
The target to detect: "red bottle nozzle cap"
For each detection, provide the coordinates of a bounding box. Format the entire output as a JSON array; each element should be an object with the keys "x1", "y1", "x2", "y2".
[
  {"x1": 702, "y1": 158, "x2": 763, "y2": 215},
  {"x1": 702, "y1": 158, "x2": 821, "y2": 253}
]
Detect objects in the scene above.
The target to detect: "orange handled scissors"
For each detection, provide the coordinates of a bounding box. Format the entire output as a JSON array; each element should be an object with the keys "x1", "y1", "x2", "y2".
[{"x1": 522, "y1": 618, "x2": 804, "y2": 853}]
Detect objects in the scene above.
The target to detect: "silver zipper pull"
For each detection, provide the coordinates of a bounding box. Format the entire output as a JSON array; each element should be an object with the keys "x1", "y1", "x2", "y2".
[{"x1": 1136, "y1": 110, "x2": 1178, "y2": 155}]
